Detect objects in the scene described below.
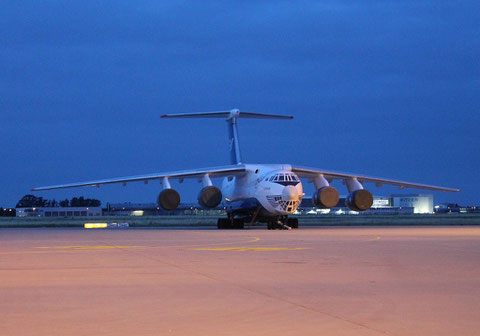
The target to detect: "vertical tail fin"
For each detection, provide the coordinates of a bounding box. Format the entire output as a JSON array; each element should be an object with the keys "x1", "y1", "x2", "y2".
[{"x1": 161, "y1": 109, "x2": 293, "y2": 165}]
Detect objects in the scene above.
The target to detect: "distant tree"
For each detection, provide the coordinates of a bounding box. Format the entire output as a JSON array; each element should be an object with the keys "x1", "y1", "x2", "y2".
[
  {"x1": 82, "y1": 198, "x2": 101, "y2": 207},
  {"x1": 89, "y1": 199, "x2": 101, "y2": 207},
  {"x1": 59, "y1": 199, "x2": 69, "y2": 207},
  {"x1": 70, "y1": 197, "x2": 79, "y2": 207},
  {"x1": 16, "y1": 195, "x2": 45, "y2": 208}
]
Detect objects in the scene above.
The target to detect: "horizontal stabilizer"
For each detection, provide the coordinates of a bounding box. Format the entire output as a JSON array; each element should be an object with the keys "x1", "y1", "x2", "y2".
[{"x1": 161, "y1": 109, "x2": 293, "y2": 120}]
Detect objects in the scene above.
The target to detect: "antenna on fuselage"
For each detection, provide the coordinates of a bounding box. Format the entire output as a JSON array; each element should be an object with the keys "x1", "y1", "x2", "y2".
[{"x1": 161, "y1": 109, "x2": 293, "y2": 165}]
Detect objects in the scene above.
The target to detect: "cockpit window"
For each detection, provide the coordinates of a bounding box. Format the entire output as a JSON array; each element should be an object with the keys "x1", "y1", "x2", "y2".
[{"x1": 267, "y1": 173, "x2": 299, "y2": 183}]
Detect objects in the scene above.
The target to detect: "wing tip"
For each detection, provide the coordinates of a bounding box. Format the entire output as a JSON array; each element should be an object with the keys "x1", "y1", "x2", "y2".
[{"x1": 160, "y1": 114, "x2": 168, "y2": 118}]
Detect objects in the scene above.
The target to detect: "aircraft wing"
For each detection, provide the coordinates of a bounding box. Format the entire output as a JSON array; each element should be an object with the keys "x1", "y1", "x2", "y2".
[
  {"x1": 32, "y1": 165, "x2": 247, "y2": 191},
  {"x1": 291, "y1": 165, "x2": 460, "y2": 192}
]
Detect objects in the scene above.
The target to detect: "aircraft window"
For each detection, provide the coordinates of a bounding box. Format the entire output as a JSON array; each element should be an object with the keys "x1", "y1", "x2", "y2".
[{"x1": 267, "y1": 173, "x2": 301, "y2": 182}]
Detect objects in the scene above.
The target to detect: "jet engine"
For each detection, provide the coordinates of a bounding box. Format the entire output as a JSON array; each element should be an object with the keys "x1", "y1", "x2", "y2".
[
  {"x1": 157, "y1": 189, "x2": 180, "y2": 210},
  {"x1": 198, "y1": 186, "x2": 222, "y2": 208},
  {"x1": 346, "y1": 189, "x2": 373, "y2": 211},
  {"x1": 312, "y1": 186, "x2": 339, "y2": 208}
]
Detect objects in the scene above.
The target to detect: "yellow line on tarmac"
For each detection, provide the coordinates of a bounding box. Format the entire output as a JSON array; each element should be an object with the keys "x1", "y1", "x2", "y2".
[
  {"x1": 141, "y1": 236, "x2": 262, "y2": 249},
  {"x1": 193, "y1": 247, "x2": 307, "y2": 252},
  {"x1": 35, "y1": 245, "x2": 144, "y2": 250},
  {"x1": 31, "y1": 237, "x2": 262, "y2": 252}
]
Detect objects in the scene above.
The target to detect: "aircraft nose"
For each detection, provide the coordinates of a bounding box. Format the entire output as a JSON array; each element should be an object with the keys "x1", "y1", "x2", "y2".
[{"x1": 282, "y1": 185, "x2": 298, "y2": 201}]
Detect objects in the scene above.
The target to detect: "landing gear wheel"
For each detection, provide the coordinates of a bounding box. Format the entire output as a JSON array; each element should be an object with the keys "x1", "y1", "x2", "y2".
[
  {"x1": 232, "y1": 219, "x2": 245, "y2": 229},
  {"x1": 287, "y1": 218, "x2": 299, "y2": 229},
  {"x1": 266, "y1": 220, "x2": 292, "y2": 230},
  {"x1": 217, "y1": 218, "x2": 244, "y2": 229},
  {"x1": 217, "y1": 218, "x2": 229, "y2": 229}
]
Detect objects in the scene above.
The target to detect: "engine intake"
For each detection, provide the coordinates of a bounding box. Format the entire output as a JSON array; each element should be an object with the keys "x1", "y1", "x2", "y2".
[
  {"x1": 312, "y1": 186, "x2": 339, "y2": 208},
  {"x1": 346, "y1": 189, "x2": 373, "y2": 211},
  {"x1": 157, "y1": 189, "x2": 180, "y2": 210},
  {"x1": 198, "y1": 186, "x2": 222, "y2": 208}
]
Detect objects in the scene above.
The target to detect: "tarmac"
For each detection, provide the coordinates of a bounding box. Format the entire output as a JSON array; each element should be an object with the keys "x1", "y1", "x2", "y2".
[{"x1": 1, "y1": 226, "x2": 480, "y2": 336}]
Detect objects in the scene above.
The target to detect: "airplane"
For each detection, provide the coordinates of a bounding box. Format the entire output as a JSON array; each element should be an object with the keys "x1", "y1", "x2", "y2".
[{"x1": 32, "y1": 109, "x2": 460, "y2": 229}]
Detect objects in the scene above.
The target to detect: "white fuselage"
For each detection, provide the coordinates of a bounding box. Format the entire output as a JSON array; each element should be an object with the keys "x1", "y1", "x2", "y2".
[{"x1": 221, "y1": 164, "x2": 304, "y2": 216}]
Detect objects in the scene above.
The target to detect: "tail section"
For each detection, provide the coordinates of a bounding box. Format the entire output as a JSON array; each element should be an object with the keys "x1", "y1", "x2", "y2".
[{"x1": 161, "y1": 109, "x2": 293, "y2": 165}]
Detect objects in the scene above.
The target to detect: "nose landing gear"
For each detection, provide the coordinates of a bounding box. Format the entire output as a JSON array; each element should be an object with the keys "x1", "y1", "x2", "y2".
[{"x1": 267, "y1": 217, "x2": 299, "y2": 230}]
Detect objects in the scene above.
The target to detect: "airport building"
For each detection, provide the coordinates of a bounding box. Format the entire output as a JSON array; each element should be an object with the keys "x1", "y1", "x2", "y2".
[
  {"x1": 298, "y1": 194, "x2": 434, "y2": 215},
  {"x1": 391, "y1": 194, "x2": 433, "y2": 213},
  {"x1": 103, "y1": 202, "x2": 224, "y2": 216},
  {"x1": 16, "y1": 206, "x2": 102, "y2": 217}
]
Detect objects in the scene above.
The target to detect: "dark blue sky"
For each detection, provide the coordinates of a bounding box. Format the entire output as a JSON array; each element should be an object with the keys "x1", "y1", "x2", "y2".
[{"x1": 1, "y1": 1, "x2": 479, "y2": 207}]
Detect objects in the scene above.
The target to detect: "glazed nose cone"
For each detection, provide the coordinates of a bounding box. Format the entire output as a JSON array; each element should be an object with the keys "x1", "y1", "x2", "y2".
[{"x1": 282, "y1": 185, "x2": 298, "y2": 201}]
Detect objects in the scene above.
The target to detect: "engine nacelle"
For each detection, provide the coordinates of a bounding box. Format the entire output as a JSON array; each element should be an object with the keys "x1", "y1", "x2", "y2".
[
  {"x1": 312, "y1": 186, "x2": 339, "y2": 208},
  {"x1": 346, "y1": 189, "x2": 373, "y2": 211},
  {"x1": 198, "y1": 186, "x2": 222, "y2": 208},
  {"x1": 157, "y1": 189, "x2": 180, "y2": 210}
]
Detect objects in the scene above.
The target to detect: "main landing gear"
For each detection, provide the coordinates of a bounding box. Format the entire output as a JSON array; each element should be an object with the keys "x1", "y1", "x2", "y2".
[
  {"x1": 217, "y1": 217, "x2": 244, "y2": 229},
  {"x1": 217, "y1": 215, "x2": 299, "y2": 230}
]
